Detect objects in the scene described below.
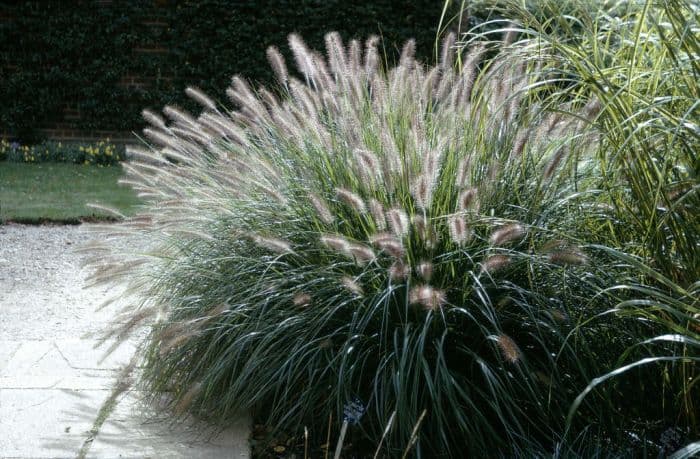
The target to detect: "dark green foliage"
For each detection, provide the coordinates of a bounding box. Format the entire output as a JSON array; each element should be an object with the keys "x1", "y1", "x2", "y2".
[{"x1": 0, "y1": 1, "x2": 444, "y2": 142}]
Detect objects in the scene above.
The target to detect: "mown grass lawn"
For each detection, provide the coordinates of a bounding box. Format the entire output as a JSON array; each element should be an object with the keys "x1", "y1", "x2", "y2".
[{"x1": 0, "y1": 162, "x2": 140, "y2": 223}]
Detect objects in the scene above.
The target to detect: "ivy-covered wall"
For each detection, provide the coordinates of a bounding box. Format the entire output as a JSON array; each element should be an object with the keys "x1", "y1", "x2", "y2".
[{"x1": 0, "y1": 0, "x2": 446, "y2": 143}]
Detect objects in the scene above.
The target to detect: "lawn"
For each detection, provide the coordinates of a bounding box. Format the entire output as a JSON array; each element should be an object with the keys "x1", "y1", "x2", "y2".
[{"x1": 0, "y1": 162, "x2": 140, "y2": 223}]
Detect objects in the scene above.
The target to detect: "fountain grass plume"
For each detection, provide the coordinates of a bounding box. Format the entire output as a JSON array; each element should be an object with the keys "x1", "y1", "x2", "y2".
[{"x1": 84, "y1": 31, "x2": 657, "y2": 455}]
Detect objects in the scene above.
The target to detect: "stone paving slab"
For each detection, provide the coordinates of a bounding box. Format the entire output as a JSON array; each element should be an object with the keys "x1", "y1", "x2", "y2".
[
  {"x1": 0, "y1": 337, "x2": 250, "y2": 458},
  {"x1": 0, "y1": 224, "x2": 251, "y2": 458},
  {"x1": 54, "y1": 339, "x2": 137, "y2": 370},
  {"x1": 0, "y1": 374, "x2": 115, "y2": 391},
  {"x1": 0, "y1": 338, "x2": 121, "y2": 457},
  {"x1": 0, "y1": 340, "x2": 134, "y2": 389},
  {"x1": 0, "y1": 388, "x2": 109, "y2": 459},
  {"x1": 0, "y1": 341, "x2": 22, "y2": 372},
  {"x1": 87, "y1": 392, "x2": 250, "y2": 459}
]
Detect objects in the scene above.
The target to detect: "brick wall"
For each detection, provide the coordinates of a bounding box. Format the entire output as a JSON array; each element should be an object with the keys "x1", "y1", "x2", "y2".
[{"x1": 0, "y1": 2, "x2": 168, "y2": 144}]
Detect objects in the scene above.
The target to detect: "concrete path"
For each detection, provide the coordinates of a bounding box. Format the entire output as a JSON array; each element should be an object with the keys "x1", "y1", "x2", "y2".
[{"x1": 0, "y1": 224, "x2": 249, "y2": 459}]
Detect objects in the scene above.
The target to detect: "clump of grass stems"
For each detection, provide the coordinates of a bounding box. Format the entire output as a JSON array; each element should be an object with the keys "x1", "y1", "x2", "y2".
[
  {"x1": 87, "y1": 30, "x2": 683, "y2": 456},
  {"x1": 546, "y1": 0, "x2": 696, "y2": 287},
  {"x1": 447, "y1": 0, "x2": 699, "y2": 451},
  {"x1": 457, "y1": 0, "x2": 698, "y2": 283},
  {"x1": 566, "y1": 246, "x2": 699, "y2": 444}
]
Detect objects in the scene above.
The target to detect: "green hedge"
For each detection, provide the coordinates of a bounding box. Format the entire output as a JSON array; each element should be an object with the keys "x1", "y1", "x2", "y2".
[{"x1": 0, "y1": 1, "x2": 446, "y2": 143}]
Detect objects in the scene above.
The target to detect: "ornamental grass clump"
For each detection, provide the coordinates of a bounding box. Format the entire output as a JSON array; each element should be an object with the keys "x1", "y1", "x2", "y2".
[
  {"x1": 457, "y1": 0, "x2": 699, "y2": 445},
  {"x1": 512, "y1": 0, "x2": 699, "y2": 287},
  {"x1": 88, "y1": 32, "x2": 661, "y2": 455}
]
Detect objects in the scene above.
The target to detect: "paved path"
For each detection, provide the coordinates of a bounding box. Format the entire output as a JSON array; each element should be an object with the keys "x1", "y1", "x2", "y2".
[{"x1": 0, "y1": 224, "x2": 249, "y2": 459}]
